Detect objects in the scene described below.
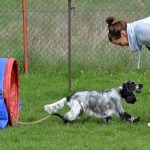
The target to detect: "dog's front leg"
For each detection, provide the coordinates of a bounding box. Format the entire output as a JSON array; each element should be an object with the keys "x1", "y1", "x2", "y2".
[{"x1": 120, "y1": 112, "x2": 140, "y2": 123}]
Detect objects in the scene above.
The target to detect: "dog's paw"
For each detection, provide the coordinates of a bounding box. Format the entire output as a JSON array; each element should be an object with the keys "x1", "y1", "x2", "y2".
[
  {"x1": 147, "y1": 123, "x2": 150, "y2": 128},
  {"x1": 102, "y1": 116, "x2": 112, "y2": 123},
  {"x1": 130, "y1": 116, "x2": 140, "y2": 123},
  {"x1": 64, "y1": 119, "x2": 73, "y2": 125}
]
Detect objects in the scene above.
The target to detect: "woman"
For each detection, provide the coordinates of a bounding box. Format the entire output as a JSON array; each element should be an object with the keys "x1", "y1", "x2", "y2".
[
  {"x1": 106, "y1": 16, "x2": 150, "y2": 51},
  {"x1": 106, "y1": 16, "x2": 150, "y2": 127}
]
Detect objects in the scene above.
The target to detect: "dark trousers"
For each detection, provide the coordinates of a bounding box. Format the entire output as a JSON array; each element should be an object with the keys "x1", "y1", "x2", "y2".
[{"x1": 146, "y1": 45, "x2": 150, "y2": 50}]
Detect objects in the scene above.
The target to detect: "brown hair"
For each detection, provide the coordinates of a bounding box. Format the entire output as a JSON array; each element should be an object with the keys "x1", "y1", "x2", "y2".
[{"x1": 106, "y1": 16, "x2": 127, "y2": 42}]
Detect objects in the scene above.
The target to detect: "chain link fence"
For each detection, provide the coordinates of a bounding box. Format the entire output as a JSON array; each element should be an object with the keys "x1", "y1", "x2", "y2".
[
  {"x1": 26, "y1": 0, "x2": 68, "y2": 72},
  {"x1": 0, "y1": 0, "x2": 150, "y2": 73},
  {"x1": 71, "y1": 0, "x2": 150, "y2": 72},
  {"x1": 0, "y1": 0, "x2": 23, "y2": 70}
]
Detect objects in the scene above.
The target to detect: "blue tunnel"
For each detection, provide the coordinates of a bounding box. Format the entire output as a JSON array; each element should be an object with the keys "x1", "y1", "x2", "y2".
[{"x1": 0, "y1": 58, "x2": 9, "y2": 129}]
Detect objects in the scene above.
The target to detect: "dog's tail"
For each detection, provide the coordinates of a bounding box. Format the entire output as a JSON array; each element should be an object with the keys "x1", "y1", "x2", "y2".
[
  {"x1": 52, "y1": 113, "x2": 66, "y2": 123},
  {"x1": 52, "y1": 113, "x2": 72, "y2": 124},
  {"x1": 44, "y1": 97, "x2": 67, "y2": 114}
]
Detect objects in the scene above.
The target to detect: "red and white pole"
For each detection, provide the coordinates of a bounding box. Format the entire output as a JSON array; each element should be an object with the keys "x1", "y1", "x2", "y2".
[{"x1": 22, "y1": 0, "x2": 29, "y2": 74}]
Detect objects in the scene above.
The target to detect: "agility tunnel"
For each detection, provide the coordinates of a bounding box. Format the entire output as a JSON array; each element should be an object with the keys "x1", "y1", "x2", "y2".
[{"x1": 0, "y1": 58, "x2": 20, "y2": 129}]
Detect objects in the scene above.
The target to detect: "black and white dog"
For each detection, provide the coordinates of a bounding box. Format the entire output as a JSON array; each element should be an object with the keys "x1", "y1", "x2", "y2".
[{"x1": 44, "y1": 81, "x2": 143, "y2": 124}]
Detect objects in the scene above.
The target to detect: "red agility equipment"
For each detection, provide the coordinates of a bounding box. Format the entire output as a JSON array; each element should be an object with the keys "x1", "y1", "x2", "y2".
[{"x1": 3, "y1": 58, "x2": 20, "y2": 126}]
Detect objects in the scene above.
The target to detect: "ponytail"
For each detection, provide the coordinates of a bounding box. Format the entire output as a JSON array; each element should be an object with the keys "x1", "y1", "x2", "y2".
[
  {"x1": 106, "y1": 16, "x2": 115, "y2": 27},
  {"x1": 106, "y1": 16, "x2": 127, "y2": 41}
]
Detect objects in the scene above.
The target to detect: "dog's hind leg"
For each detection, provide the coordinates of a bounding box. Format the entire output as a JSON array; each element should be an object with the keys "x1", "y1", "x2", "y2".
[{"x1": 64, "y1": 101, "x2": 83, "y2": 124}]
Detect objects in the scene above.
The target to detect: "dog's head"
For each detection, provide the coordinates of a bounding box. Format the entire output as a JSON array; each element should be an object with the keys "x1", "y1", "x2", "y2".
[{"x1": 118, "y1": 80, "x2": 143, "y2": 104}]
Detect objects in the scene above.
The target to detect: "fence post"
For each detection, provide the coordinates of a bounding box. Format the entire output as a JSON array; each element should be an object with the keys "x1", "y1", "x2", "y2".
[
  {"x1": 68, "y1": 0, "x2": 72, "y2": 94},
  {"x1": 22, "y1": 0, "x2": 29, "y2": 74}
]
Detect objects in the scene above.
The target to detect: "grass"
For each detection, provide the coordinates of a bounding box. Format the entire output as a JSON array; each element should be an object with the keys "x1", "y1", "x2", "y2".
[
  {"x1": 0, "y1": 0, "x2": 150, "y2": 149},
  {"x1": 1, "y1": 67, "x2": 150, "y2": 150}
]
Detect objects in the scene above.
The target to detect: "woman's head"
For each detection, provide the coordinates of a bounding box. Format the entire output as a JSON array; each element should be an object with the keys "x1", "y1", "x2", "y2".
[{"x1": 106, "y1": 16, "x2": 128, "y2": 46}]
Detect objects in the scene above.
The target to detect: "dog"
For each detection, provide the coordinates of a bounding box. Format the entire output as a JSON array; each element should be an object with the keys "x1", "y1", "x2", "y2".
[{"x1": 44, "y1": 81, "x2": 143, "y2": 124}]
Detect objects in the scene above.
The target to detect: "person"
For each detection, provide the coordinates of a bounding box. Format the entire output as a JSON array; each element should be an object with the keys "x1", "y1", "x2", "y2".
[
  {"x1": 106, "y1": 16, "x2": 150, "y2": 128},
  {"x1": 106, "y1": 16, "x2": 150, "y2": 51}
]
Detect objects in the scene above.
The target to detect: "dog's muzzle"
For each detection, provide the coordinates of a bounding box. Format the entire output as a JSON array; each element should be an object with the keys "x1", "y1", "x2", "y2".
[{"x1": 135, "y1": 84, "x2": 143, "y2": 93}]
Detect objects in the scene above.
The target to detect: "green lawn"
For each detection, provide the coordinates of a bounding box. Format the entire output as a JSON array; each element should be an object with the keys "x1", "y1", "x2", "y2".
[
  {"x1": 1, "y1": 68, "x2": 150, "y2": 150},
  {"x1": 0, "y1": 1, "x2": 150, "y2": 150}
]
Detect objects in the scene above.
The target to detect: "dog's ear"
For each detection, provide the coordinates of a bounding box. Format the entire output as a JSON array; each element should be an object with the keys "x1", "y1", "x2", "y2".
[{"x1": 125, "y1": 94, "x2": 136, "y2": 104}]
